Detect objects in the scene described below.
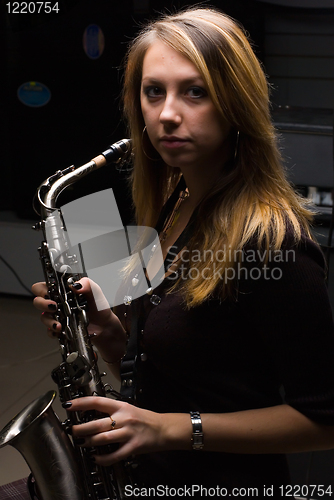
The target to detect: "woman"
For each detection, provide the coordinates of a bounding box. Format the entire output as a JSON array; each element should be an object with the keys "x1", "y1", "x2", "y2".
[{"x1": 32, "y1": 7, "x2": 334, "y2": 497}]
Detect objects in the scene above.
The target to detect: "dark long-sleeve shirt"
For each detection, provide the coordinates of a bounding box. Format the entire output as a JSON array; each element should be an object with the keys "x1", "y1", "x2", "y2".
[{"x1": 117, "y1": 231, "x2": 334, "y2": 496}]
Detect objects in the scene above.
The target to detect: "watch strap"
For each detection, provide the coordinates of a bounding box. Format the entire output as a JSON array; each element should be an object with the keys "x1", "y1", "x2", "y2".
[{"x1": 190, "y1": 411, "x2": 204, "y2": 450}]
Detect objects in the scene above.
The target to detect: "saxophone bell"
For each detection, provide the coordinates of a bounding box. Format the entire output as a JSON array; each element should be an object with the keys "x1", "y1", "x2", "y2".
[{"x1": 0, "y1": 391, "x2": 85, "y2": 500}]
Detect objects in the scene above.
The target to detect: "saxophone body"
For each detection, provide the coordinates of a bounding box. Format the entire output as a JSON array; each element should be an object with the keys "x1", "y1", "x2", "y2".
[{"x1": 0, "y1": 139, "x2": 133, "y2": 500}]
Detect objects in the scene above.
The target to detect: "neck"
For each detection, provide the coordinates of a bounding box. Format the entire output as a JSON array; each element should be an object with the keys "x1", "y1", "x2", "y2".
[
  {"x1": 180, "y1": 153, "x2": 233, "y2": 208},
  {"x1": 181, "y1": 170, "x2": 217, "y2": 207}
]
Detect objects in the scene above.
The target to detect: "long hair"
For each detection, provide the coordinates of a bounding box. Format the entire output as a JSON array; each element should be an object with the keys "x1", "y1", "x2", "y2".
[{"x1": 122, "y1": 7, "x2": 313, "y2": 307}]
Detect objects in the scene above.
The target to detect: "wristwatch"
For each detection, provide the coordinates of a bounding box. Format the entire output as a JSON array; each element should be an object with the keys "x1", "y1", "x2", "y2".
[{"x1": 190, "y1": 411, "x2": 204, "y2": 450}]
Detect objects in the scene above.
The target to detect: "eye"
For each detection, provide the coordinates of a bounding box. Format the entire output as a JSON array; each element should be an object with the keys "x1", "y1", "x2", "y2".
[
  {"x1": 143, "y1": 86, "x2": 164, "y2": 98},
  {"x1": 187, "y1": 86, "x2": 208, "y2": 99}
]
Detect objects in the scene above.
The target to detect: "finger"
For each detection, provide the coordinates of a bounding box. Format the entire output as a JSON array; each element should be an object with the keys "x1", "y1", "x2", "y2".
[
  {"x1": 66, "y1": 396, "x2": 122, "y2": 414},
  {"x1": 69, "y1": 277, "x2": 91, "y2": 295},
  {"x1": 47, "y1": 327, "x2": 60, "y2": 339},
  {"x1": 69, "y1": 278, "x2": 110, "y2": 313},
  {"x1": 75, "y1": 427, "x2": 126, "y2": 448},
  {"x1": 72, "y1": 416, "x2": 118, "y2": 437},
  {"x1": 31, "y1": 281, "x2": 48, "y2": 297},
  {"x1": 33, "y1": 296, "x2": 58, "y2": 312},
  {"x1": 40, "y1": 312, "x2": 61, "y2": 335}
]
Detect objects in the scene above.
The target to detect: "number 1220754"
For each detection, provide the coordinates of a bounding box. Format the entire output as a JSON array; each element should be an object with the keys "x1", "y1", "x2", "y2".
[
  {"x1": 6, "y1": 2, "x2": 60, "y2": 14},
  {"x1": 279, "y1": 484, "x2": 332, "y2": 497}
]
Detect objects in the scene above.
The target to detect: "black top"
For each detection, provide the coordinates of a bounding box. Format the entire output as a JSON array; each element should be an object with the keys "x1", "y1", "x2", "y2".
[{"x1": 117, "y1": 188, "x2": 334, "y2": 497}]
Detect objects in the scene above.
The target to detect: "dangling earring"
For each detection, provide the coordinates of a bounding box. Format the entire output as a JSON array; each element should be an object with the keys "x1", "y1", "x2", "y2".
[
  {"x1": 234, "y1": 130, "x2": 240, "y2": 162},
  {"x1": 142, "y1": 126, "x2": 161, "y2": 161}
]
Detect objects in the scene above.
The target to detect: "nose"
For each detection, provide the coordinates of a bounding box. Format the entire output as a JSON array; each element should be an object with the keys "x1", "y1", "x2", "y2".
[{"x1": 159, "y1": 93, "x2": 182, "y2": 126}]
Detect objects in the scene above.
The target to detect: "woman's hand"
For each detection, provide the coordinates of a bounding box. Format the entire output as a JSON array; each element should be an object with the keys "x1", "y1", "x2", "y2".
[
  {"x1": 68, "y1": 398, "x2": 334, "y2": 460},
  {"x1": 68, "y1": 397, "x2": 192, "y2": 465},
  {"x1": 31, "y1": 278, "x2": 127, "y2": 365},
  {"x1": 31, "y1": 278, "x2": 113, "y2": 338}
]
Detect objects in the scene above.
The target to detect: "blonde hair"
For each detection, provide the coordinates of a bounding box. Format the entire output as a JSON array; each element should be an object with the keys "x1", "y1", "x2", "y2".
[{"x1": 122, "y1": 7, "x2": 313, "y2": 307}]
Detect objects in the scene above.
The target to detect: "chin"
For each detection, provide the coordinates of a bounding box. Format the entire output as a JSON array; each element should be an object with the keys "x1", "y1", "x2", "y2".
[{"x1": 159, "y1": 151, "x2": 196, "y2": 168}]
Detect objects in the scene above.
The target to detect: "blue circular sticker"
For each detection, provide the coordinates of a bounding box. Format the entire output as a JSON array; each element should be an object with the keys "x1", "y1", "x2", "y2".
[
  {"x1": 83, "y1": 24, "x2": 105, "y2": 60},
  {"x1": 17, "y1": 81, "x2": 51, "y2": 107}
]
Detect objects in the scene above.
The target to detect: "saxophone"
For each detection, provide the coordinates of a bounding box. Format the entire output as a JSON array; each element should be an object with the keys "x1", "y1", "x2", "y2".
[{"x1": 0, "y1": 139, "x2": 134, "y2": 500}]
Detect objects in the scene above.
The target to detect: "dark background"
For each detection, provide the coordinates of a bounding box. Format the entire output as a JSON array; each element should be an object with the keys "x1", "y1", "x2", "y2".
[
  {"x1": 0, "y1": 0, "x2": 267, "y2": 222},
  {"x1": 2, "y1": 0, "x2": 333, "y2": 221}
]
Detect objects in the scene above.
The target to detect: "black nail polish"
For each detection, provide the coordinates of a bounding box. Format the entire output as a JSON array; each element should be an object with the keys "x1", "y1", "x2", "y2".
[
  {"x1": 44, "y1": 294, "x2": 50, "y2": 299},
  {"x1": 72, "y1": 283, "x2": 82, "y2": 290},
  {"x1": 53, "y1": 323, "x2": 58, "y2": 330},
  {"x1": 62, "y1": 401, "x2": 72, "y2": 409},
  {"x1": 48, "y1": 304, "x2": 57, "y2": 311}
]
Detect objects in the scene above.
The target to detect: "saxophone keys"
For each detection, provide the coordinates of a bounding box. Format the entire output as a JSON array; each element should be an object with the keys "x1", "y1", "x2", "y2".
[{"x1": 66, "y1": 351, "x2": 79, "y2": 363}]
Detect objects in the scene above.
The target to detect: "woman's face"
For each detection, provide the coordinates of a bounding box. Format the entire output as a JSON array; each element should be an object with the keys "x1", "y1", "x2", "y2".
[{"x1": 140, "y1": 40, "x2": 232, "y2": 172}]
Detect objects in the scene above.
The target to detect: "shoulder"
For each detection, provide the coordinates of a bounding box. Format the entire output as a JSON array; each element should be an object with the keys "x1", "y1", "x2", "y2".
[
  {"x1": 237, "y1": 229, "x2": 329, "y2": 308},
  {"x1": 279, "y1": 230, "x2": 327, "y2": 283},
  {"x1": 243, "y1": 228, "x2": 326, "y2": 277},
  {"x1": 283, "y1": 227, "x2": 325, "y2": 264}
]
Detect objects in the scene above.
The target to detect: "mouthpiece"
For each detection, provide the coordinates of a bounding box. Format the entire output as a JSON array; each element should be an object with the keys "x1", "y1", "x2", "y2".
[
  {"x1": 92, "y1": 138, "x2": 132, "y2": 168},
  {"x1": 102, "y1": 138, "x2": 132, "y2": 163}
]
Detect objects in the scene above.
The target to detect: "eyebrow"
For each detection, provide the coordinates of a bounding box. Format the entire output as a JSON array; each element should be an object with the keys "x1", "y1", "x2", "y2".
[{"x1": 141, "y1": 76, "x2": 206, "y2": 86}]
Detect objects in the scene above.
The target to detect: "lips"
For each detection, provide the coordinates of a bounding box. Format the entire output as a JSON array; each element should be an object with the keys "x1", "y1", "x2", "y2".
[{"x1": 159, "y1": 136, "x2": 189, "y2": 149}]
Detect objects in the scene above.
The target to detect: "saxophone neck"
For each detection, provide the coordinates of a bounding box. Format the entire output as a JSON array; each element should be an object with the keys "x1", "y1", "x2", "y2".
[
  {"x1": 36, "y1": 160, "x2": 96, "y2": 217},
  {"x1": 34, "y1": 138, "x2": 132, "y2": 217}
]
